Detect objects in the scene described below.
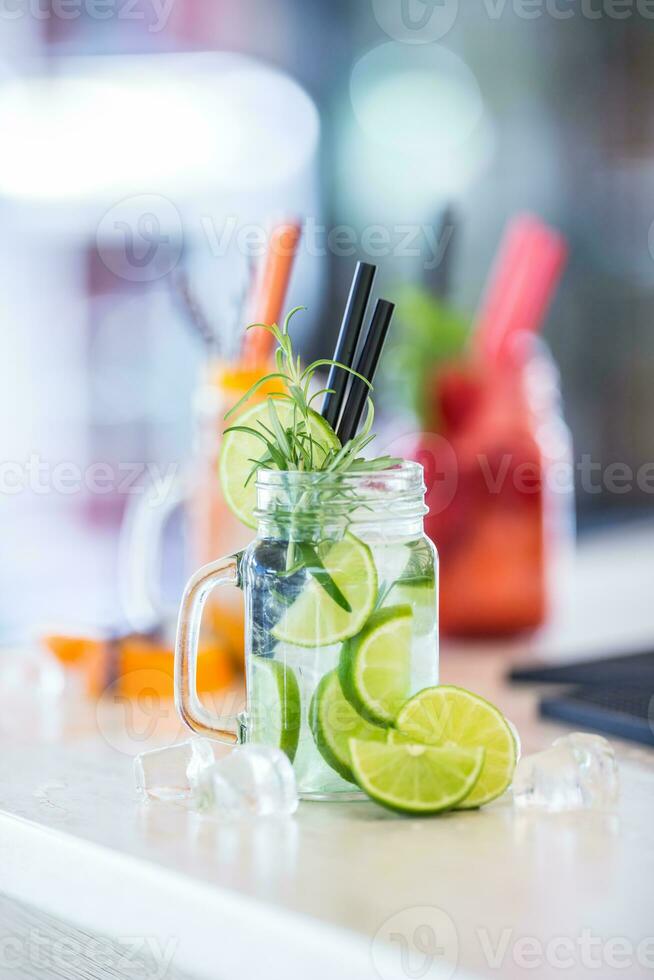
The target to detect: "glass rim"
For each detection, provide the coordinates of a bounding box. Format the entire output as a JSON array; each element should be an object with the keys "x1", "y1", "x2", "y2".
[
  {"x1": 255, "y1": 459, "x2": 424, "y2": 489},
  {"x1": 254, "y1": 460, "x2": 427, "y2": 525}
]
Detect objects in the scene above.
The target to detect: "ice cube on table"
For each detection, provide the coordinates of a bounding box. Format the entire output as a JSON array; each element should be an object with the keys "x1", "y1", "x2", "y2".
[
  {"x1": 0, "y1": 645, "x2": 65, "y2": 701},
  {"x1": 0, "y1": 645, "x2": 67, "y2": 740},
  {"x1": 199, "y1": 745, "x2": 298, "y2": 817},
  {"x1": 512, "y1": 732, "x2": 619, "y2": 812},
  {"x1": 507, "y1": 719, "x2": 522, "y2": 761},
  {"x1": 134, "y1": 738, "x2": 215, "y2": 805}
]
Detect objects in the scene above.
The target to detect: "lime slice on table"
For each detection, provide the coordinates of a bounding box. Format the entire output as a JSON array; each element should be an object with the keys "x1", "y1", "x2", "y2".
[
  {"x1": 309, "y1": 670, "x2": 386, "y2": 783},
  {"x1": 393, "y1": 686, "x2": 517, "y2": 808},
  {"x1": 272, "y1": 533, "x2": 378, "y2": 648},
  {"x1": 338, "y1": 605, "x2": 413, "y2": 727},
  {"x1": 249, "y1": 658, "x2": 301, "y2": 762},
  {"x1": 349, "y1": 739, "x2": 484, "y2": 815},
  {"x1": 219, "y1": 399, "x2": 340, "y2": 528}
]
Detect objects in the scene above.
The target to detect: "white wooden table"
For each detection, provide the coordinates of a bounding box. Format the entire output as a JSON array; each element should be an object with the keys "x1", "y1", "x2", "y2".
[{"x1": 0, "y1": 523, "x2": 653, "y2": 980}]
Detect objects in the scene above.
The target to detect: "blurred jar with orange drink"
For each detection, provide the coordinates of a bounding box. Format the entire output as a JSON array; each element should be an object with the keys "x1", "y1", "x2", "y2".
[
  {"x1": 120, "y1": 222, "x2": 301, "y2": 665},
  {"x1": 119, "y1": 361, "x2": 283, "y2": 664},
  {"x1": 187, "y1": 362, "x2": 283, "y2": 657}
]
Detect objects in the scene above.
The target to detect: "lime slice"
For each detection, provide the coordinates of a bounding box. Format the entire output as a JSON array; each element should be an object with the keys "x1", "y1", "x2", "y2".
[
  {"x1": 383, "y1": 576, "x2": 437, "y2": 635},
  {"x1": 249, "y1": 658, "x2": 301, "y2": 762},
  {"x1": 349, "y1": 739, "x2": 484, "y2": 815},
  {"x1": 338, "y1": 605, "x2": 412, "y2": 727},
  {"x1": 219, "y1": 399, "x2": 340, "y2": 528},
  {"x1": 272, "y1": 533, "x2": 378, "y2": 648},
  {"x1": 394, "y1": 686, "x2": 517, "y2": 808},
  {"x1": 309, "y1": 670, "x2": 386, "y2": 783}
]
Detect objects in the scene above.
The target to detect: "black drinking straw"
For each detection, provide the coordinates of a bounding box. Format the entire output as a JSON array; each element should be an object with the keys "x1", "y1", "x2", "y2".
[
  {"x1": 336, "y1": 298, "x2": 395, "y2": 445},
  {"x1": 321, "y1": 261, "x2": 377, "y2": 429},
  {"x1": 428, "y1": 205, "x2": 457, "y2": 302}
]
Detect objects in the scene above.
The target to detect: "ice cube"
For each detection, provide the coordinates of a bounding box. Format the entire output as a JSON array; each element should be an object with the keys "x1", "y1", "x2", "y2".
[
  {"x1": 512, "y1": 732, "x2": 619, "y2": 812},
  {"x1": 199, "y1": 745, "x2": 298, "y2": 817},
  {"x1": 134, "y1": 738, "x2": 215, "y2": 804},
  {"x1": 0, "y1": 645, "x2": 65, "y2": 701},
  {"x1": 0, "y1": 645, "x2": 66, "y2": 739},
  {"x1": 272, "y1": 643, "x2": 352, "y2": 795},
  {"x1": 507, "y1": 719, "x2": 522, "y2": 761},
  {"x1": 371, "y1": 541, "x2": 411, "y2": 588}
]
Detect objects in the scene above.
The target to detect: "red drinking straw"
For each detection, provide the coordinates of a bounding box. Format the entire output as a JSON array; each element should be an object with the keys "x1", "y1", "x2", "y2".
[
  {"x1": 242, "y1": 220, "x2": 302, "y2": 365},
  {"x1": 473, "y1": 214, "x2": 568, "y2": 363}
]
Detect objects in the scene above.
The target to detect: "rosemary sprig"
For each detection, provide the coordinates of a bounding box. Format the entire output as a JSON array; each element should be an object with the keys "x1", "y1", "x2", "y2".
[
  {"x1": 224, "y1": 307, "x2": 398, "y2": 484},
  {"x1": 224, "y1": 308, "x2": 399, "y2": 583}
]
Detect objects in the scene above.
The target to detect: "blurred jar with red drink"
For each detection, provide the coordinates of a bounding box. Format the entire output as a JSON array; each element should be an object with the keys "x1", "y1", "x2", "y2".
[
  {"x1": 389, "y1": 213, "x2": 571, "y2": 637},
  {"x1": 419, "y1": 337, "x2": 574, "y2": 636}
]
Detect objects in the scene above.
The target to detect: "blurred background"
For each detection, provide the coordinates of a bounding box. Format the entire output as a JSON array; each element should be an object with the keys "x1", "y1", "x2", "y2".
[{"x1": 0, "y1": 0, "x2": 652, "y2": 638}]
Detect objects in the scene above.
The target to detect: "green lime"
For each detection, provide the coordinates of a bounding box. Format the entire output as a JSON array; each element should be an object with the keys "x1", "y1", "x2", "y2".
[
  {"x1": 349, "y1": 739, "x2": 484, "y2": 815},
  {"x1": 383, "y1": 576, "x2": 437, "y2": 635},
  {"x1": 394, "y1": 686, "x2": 517, "y2": 808},
  {"x1": 249, "y1": 658, "x2": 301, "y2": 762},
  {"x1": 338, "y1": 605, "x2": 412, "y2": 727},
  {"x1": 309, "y1": 670, "x2": 386, "y2": 783},
  {"x1": 219, "y1": 399, "x2": 339, "y2": 528},
  {"x1": 272, "y1": 533, "x2": 378, "y2": 648}
]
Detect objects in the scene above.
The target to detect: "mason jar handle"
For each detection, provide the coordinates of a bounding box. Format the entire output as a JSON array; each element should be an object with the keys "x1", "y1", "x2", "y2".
[{"x1": 175, "y1": 555, "x2": 241, "y2": 743}]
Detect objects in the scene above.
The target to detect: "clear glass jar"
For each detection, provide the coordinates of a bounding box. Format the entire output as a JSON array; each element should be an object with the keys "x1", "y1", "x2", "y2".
[{"x1": 175, "y1": 461, "x2": 438, "y2": 800}]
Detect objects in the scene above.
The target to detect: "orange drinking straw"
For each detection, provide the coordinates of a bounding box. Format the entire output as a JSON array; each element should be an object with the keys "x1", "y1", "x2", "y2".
[
  {"x1": 242, "y1": 221, "x2": 302, "y2": 366},
  {"x1": 473, "y1": 214, "x2": 568, "y2": 363}
]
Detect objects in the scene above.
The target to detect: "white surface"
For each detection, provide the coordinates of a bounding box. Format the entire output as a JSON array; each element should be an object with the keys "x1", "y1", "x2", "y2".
[{"x1": 0, "y1": 524, "x2": 653, "y2": 980}]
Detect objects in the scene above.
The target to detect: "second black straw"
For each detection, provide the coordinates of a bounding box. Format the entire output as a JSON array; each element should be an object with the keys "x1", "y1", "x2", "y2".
[{"x1": 321, "y1": 261, "x2": 376, "y2": 431}]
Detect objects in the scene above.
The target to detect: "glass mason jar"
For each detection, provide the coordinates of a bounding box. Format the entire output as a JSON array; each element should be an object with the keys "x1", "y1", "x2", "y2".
[
  {"x1": 175, "y1": 461, "x2": 438, "y2": 800},
  {"x1": 420, "y1": 340, "x2": 574, "y2": 637}
]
